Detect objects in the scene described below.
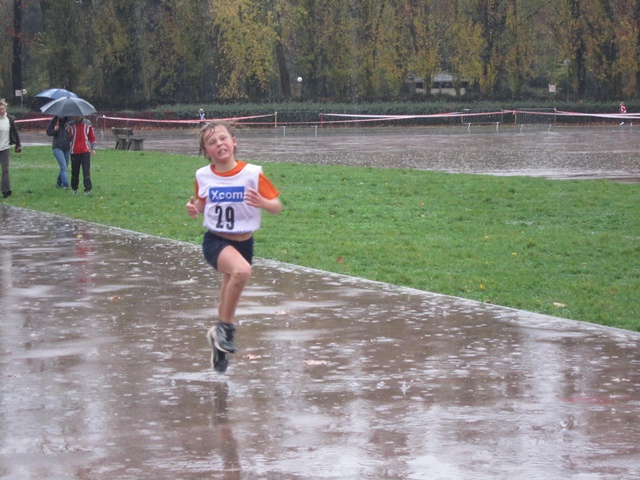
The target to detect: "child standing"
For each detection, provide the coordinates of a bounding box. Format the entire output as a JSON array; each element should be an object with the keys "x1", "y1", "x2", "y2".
[
  {"x1": 186, "y1": 122, "x2": 282, "y2": 372},
  {"x1": 67, "y1": 116, "x2": 97, "y2": 195}
]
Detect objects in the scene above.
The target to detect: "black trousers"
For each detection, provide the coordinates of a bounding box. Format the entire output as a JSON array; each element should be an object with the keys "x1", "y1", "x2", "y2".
[{"x1": 70, "y1": 152, "x2": 92, "y2": 192}]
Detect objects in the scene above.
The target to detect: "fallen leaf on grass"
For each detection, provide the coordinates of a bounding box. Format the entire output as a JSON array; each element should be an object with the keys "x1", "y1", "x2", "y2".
[
  {"x1": 553, "y1": 302, "x2": 567, "y2": 308},
  {"x1": 243, "y1": 353, "x2": 262, "y2": 360},
  {"x1": 108, "y1": 296, "x2": 122, "y2": 302}
]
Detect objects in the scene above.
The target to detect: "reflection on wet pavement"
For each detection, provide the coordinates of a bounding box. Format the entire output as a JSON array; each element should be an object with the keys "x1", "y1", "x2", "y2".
[{"x1": 1, "y1": 205, "x2": 639, "y2": 479}]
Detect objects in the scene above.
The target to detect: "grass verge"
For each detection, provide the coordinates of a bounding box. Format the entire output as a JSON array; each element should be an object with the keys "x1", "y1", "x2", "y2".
[{"x1": 4, "y1": 146, "x2": 639, "y2": 331}]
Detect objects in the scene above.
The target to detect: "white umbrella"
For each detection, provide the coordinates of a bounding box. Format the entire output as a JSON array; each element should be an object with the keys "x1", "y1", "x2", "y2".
[{"x1": 40, "y1": 97, "x2": 97, "y2": 117}]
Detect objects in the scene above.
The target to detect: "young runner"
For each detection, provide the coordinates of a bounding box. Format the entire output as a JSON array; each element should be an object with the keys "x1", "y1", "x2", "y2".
[{"x1": 186, "y1": 122, "x2": 282, "y2": 372}]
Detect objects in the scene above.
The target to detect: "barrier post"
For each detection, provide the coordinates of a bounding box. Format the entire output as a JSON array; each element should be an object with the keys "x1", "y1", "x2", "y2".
[
  {"x1": 274, "y1": 111, "x2": 278, "y2": 128},
  {"x1": 97, "y1": 115, "x2": 108, "y2": 141},
  {"x1": 515, "y1": 108, "x2": 557, "y2": 131}
]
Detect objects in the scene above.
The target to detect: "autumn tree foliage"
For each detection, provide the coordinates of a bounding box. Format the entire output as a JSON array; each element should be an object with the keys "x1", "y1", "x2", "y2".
[{"x1": 1, "y1": 0, "x2": 640, "y2": 105}]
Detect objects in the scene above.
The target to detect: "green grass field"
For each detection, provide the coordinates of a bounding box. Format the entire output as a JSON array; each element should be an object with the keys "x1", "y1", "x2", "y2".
[{"x1": 4, "y1": 146, "x2": 639, "y2": 331}]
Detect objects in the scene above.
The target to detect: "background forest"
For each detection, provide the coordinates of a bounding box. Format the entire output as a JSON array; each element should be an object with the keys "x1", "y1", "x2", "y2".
[{"x1": 1, "y1": 0, "x2": 640, "y2": 109}]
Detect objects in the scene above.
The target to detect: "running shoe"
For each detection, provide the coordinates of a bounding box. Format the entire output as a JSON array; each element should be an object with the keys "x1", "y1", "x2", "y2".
[
  {"x1": 211, "y1": 321, "x2": 236, "y2": 354},
  {"x1": 207, "y1": 327, "x2": 228, "y2": 373}
]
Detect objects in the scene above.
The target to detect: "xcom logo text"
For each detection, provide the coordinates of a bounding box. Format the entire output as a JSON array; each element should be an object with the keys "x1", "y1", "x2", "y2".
[{"x1": 208, "y1": 186, "x2": 245, "y2": 203}]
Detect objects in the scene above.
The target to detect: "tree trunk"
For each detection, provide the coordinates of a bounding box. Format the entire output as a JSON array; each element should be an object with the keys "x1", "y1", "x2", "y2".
[
  {"x1": 275, "y1": 41, "x2": 291, "y2": 98},
  {"x1": 12, "y1": 0, "x2": 23, "y2": 101}
]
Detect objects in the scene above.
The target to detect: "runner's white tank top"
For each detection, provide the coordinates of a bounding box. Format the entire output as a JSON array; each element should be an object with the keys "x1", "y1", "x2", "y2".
[{"x1": 196, "y1": 163, "x2": 262, "y2": 234}]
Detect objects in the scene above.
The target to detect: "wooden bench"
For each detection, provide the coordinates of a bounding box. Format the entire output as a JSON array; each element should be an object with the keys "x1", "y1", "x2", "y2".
[
  {"x1": 111, "y1": 127, "x2": 145, "y2": 150},
  {"x1": 128, "y1": 137, "x2": 145, "y2": 150},
  {"x1": 112, "y1": 127, "x2": 133, "y2": 149}
]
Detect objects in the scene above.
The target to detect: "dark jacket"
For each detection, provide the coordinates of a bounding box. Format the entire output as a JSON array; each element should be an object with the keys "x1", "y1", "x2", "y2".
[
  {"x1": 8, "y1": 115, "x2": 21, "y2": 148},
  {"x1": 46, "y1": 116, "x2": 71, "y2": 150}
]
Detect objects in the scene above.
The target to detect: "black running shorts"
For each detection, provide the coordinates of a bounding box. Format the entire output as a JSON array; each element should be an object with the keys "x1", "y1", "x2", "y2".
[{"x1": 202, "y1": 231, "x2": 254, "y2": 271}]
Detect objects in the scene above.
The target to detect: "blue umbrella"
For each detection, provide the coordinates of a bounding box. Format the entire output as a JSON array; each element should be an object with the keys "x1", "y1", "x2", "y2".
[{"x1": 35, "y1": 88, "x2": 78, "y2": 100}]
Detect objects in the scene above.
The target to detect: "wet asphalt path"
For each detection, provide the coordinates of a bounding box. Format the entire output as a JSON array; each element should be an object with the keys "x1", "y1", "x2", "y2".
[{"x1": 2, "y1": 205, "x2": 640, "y2": 479}]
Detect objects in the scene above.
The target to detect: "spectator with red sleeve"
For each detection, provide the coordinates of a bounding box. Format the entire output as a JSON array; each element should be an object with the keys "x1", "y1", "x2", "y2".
[
  {"x1": 619, "y1": 102, "x2": 627, "y2": 125},
  {"x1": 66, "y1": 116, "x2": 97, "y2": 195}
]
